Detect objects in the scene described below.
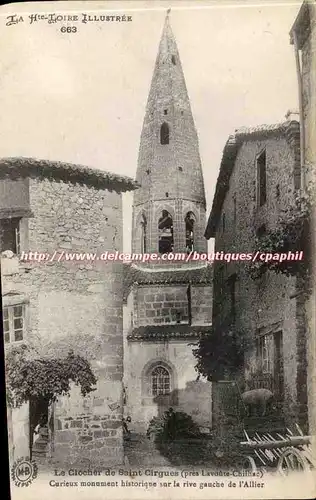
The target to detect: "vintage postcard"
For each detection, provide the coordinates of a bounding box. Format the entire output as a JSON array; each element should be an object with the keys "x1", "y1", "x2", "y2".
[{"x1": 0, "y1": 0, "x2": 315, "y2": 498}]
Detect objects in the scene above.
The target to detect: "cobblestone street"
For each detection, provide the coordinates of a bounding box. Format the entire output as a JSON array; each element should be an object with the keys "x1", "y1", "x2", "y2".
[{"x1": 124, "y1": 433, "x2": 170, "y2": 467}]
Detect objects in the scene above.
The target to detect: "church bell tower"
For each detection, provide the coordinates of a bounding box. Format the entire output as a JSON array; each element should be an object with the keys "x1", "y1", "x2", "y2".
[
  {"x1": 132, "y1": 12, "x2": 207, "y2": 257},
  {"x1": 124, "y1": 12, "x2": 212, "y2": 435}
]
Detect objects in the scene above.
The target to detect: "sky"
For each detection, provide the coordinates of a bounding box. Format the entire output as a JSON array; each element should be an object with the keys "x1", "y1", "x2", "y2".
[{"x1": 0, "y1": 0, "x2": 302, "y2": 252}]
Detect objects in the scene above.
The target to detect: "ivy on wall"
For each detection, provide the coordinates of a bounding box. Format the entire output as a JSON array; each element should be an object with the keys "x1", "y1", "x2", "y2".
[
  {"x1": 193, "y1": 179, "x2": 315, "y2": 382},
  {"x1": 192, "y1": 322, "x2": 250, "y2": 381},
  {"x1": 250, "y1": 183, "x2": 314, "y2": 282},
  {"x1": 5, "y1": 345, "x2": 97, "y2": 408}
]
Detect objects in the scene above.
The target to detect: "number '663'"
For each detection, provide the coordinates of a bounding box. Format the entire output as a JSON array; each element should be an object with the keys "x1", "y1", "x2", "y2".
[{"x1": 61, "y1": 26, "x2": 77, "y2": 33}]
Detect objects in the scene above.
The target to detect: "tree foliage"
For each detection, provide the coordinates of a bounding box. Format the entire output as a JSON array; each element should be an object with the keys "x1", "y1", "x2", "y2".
[
  {"x1": 147, "y1": 408, "x2": 201, "y2": 442},
  {"x1": 251, "y1": 184, "x2": 313, "y2": 280},
  {"x1": 5, "y1": 345, "x2": 97, "y2": 408},
  {"x1": 147, "y1": 409, "x2": 207, "y2": 466},
  {"x1": 192, "y1": 324, "x2": 249, "y2": 381}
]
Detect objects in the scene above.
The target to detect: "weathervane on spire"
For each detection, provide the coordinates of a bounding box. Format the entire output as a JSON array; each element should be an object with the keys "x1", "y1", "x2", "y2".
[{"x1": 166, "y1": 7, "x2": 171, "y2": 17}]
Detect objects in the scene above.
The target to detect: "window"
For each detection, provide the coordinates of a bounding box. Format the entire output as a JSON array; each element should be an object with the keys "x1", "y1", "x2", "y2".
[
  {"x1": 258, "y1": 334, "x2": 273, "y2": 373},
  {"x1": 187, "y1": 285, "x2": 192, "y2": 325},
  {"x1": 185, "y1": 212, "x2": 196, "y2": 253},
  {"x1": 151, "y1": 366, "x2": 171, "y2": 396},
  {"x1": 257, "y1": 331, "x2": 284, "y2": 399},
  {"x1": 0, "y1": 218, "x2": 21, "y2": 254},
  {"x1": 256, "y1": 224, "x2": 266, "y2": 239},
  {"x1": 160, "y1": 122, "x2": 169, "y2": 145},
  {"x1": 233, "y1": 194, "x2": 237, "y2": 224},
  {"x1": 175, "y1": 311, "x2": 183, "y2": 324},
  {"x1": 140, "y1": 214, "x2": 147, "y2": 253},
  {"x1": 171, "y1": 55, "x2": 176, "y2": 65},
  {"x1": 158, "y1": 210, "x2": 174, "y2": 253},
  {"x1": 258, "y1": 335, "x2": 271, "y2": 373},
  {"x1": 164, "y1": 109, "x2": 168, "y2": 115},
  {"x1": 3, "y1": 304, "x2": 25, "y2": 343},
  {"x1": 256, "y1": 149, "x2": 267, "y2": 207},
  {"x1": 217, "y1": 265, "x2": 224, "y2": 297},
  {"x1": 228, "y1": 274, "x2": 237, "y2": 323}
]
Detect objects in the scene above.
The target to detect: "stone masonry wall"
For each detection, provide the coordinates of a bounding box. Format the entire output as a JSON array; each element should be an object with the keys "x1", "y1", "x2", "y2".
[
  {"x1": 301, "y1": 5, "x2": 316, "y2": 437},
  {"x1": 212, "y1": 134, "x2": 303, "y2": 427},
  {"x1": 126, "y1": 339, "x2": 211, "y2": 434},
  {"x1": 134, "y1": 283, "x2": 212, "y2": 327},
  {"x1": 135, "y1": 285, "x2": 189, "y2": 326},
  {"x1": 191, "y1": 285, "x2": 213, "y2": 325},
  {"x1": 302, "y1": 9, "x2": 316, "y2": 171},
  {"x1": 2, "y1": 176, "x2": 125, "y2": 465}
]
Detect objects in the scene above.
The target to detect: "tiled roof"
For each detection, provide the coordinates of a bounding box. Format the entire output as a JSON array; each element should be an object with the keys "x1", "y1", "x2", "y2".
[
  {"x1": 0, "y1": 157, "x2": 139, "y2": 193},
  {"x1": 204, "y1": 120, "x2": 300, "y2": 239},
  {"x1": 234, "y1": 122, "x2": 288, "y2": 137},
  {"x1": 128, "y1": 324, "x2": 212, "y2": 341},
  {"x1": 123, "y1": 263, "x2": 213, "y2": 301}
]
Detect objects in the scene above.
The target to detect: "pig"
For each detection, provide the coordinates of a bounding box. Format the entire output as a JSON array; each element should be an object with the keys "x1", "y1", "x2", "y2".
[{"x1": 241, "y1": 388, "x2": 274, "y2": 417}]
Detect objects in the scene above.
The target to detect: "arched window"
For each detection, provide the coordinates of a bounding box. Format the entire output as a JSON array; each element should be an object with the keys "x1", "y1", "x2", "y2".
[
  {"x1": 185, "y1": 212, "x2": 196, "y2": 253},
  {"x1": 140, "y1": 214, "x2": 147, "y2": 253},
  {"x1": 160, "y1": 122, "x2": 169, "y2": 145},
  {"x1": 151, "y1": 366, "x2": 171, "y2": 396},
  {"x1": 158, "y1": 210, "x2": 174, "y2": 254}
]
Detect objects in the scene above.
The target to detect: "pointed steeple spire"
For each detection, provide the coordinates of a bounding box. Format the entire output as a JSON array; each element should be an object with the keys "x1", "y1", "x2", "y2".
[
  {"x1": 132, "y1": 14, "x2": 207, "y2": 255},
  {"x1": 142, "y1": 9, "x2": 192, "y2": 122}
]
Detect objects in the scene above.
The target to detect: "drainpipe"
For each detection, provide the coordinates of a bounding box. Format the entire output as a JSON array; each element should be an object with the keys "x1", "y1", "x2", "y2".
[{"x1": 292, "y1": 30, "x2": 306, "y2": 191}]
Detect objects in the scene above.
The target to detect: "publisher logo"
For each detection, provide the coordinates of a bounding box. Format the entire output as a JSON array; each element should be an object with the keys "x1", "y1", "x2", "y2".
[{"x1": 11, "y1": 457, "x2": 38, "y2": 487}]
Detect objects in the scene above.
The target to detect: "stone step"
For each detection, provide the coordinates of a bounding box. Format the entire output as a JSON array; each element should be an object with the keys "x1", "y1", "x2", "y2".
[{"x1": 32, "y1": 437, "x2": 49, "y2": 459}]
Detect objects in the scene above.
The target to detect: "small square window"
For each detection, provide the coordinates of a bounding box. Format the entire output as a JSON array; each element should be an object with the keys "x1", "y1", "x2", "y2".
[
  {"x1": 3, "y1": 304, "x2": 26, "y2": 344},
  {"x1": 256, "y1": 149, "x2": 267, "y2": 207},
  {"x1": 164, "y1": 109, "x2": 168, "y2": 115},
  {"x1": 256, "y1": 224, "x2": 266, "y2": 239}
]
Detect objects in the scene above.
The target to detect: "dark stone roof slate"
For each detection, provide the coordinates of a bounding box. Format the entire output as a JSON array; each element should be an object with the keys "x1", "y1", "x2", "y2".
[
  {"x1": 123, "y1": 263, "x2": 213, "y2": 302},
  {"x1": 128, "y1": 324, "x2": 212, "y2": 341},
  {"x1": 0, "y1": 157, "x2": 139, "y2": 193}
]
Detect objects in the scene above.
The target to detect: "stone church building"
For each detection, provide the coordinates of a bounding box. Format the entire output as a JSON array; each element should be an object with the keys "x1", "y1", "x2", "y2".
[{"x1": 123, "y1": 14, "x2": 213, "y2": 434}]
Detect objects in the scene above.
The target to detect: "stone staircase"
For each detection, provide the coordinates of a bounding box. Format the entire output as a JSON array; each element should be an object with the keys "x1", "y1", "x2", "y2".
[{"x1": 32, "y1": 432, "x2": 49, "y2": 461}]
